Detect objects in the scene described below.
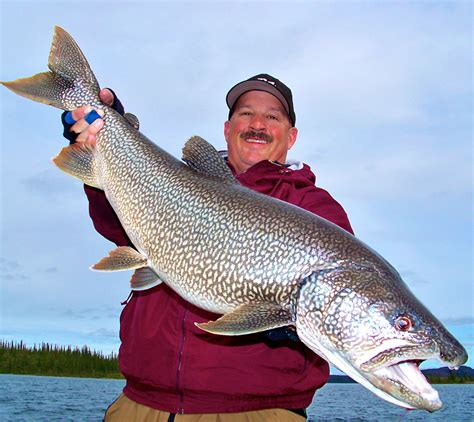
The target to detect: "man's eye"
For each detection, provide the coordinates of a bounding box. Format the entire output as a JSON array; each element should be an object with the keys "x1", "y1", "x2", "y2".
[{"x1": 267, "y1": 115, "x2": 278, "y2": 120}]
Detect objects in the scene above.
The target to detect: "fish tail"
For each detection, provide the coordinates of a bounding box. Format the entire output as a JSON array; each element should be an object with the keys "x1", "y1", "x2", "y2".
[{"x1": 1, "y1": 26, "x2": 100, "y2": 110}]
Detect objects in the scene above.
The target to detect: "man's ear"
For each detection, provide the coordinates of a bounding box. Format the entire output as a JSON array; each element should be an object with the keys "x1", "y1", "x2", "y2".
[
  {"x1": 224, "y1": 120, "x2": 230, "y2": 143},
  {"x1": 288, "y1": 127, "x2": 298, "y2": 150}
]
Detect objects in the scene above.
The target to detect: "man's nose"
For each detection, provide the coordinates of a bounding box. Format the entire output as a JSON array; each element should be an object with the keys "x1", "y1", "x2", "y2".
[{"x1": 249, "y1": 115, "x2": 266, "y2": 131}]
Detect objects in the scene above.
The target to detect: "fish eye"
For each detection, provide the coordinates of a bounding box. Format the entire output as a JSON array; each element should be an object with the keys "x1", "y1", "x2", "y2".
[{"x1": 395, "y1": 315, "x2": 412, "y2": 331}]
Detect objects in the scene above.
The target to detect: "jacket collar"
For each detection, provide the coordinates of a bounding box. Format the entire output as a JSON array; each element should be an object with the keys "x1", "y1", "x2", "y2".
[{"x1": 218, "y1": 150, "x2": 304, "y2": 175}]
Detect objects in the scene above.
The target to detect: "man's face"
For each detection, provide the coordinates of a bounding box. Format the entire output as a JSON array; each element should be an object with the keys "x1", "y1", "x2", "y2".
[{"x1": 224, "y1": 90, "x2": 298, "y2": 175}]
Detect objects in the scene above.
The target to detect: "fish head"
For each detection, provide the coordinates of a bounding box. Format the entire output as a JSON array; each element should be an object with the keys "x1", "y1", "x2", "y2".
[{"x1": 296, "y1": 264, "x2": 468, "y2": 412}]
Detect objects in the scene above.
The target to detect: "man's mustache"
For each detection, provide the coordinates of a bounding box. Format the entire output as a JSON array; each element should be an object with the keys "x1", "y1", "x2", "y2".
[{"x1": 240, "y1": 131, "x2": 272, "y2": 143}]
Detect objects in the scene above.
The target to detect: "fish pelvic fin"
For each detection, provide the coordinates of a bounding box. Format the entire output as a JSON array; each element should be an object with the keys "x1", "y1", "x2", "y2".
[
  {"x1": 182, "y1": 136, "x2": 238, "y2": 184},
  {"x1": 91, "y1": 246, "x2": 162, "y2": 291},
  {"x1": 130, "y1": 267, "x2": 162, "y2": 291},
  {"x1": 91, "y1": 246, "x2": 147, "y2": 271},
  {"x1": 1, "y1": 26, "x2": 100, "y2": 110},
  {"x1": 195, "y1": 303, "x2": 293, "y2": 335},
  {"x1": 52, "y1": 143, "x2": 101, "y2": 188}
]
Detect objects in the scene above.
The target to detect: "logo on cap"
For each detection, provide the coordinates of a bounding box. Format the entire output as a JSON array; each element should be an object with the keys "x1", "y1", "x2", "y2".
[{"x1": 257, "y1": 77, "x2": 276, "y2": 87}]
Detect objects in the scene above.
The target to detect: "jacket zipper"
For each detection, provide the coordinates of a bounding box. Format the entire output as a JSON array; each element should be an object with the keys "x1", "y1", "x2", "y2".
[{"x1": 176, "y1": 307, "x2": 188, "y2": 413}]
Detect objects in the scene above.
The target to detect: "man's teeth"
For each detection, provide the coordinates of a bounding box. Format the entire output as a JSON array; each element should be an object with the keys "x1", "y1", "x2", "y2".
[{"x1": 246, "y1": 138, "x2": 267, "y2": 144}]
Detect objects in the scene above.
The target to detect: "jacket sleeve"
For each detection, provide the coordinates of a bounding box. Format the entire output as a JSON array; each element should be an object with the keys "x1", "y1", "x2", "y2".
[
  {"x1": 83, "y1": 186, "x2": 132, "y2": 246},
  {"x1": 300, "y1": 187, "x2": 354, "y2": 235},
  {"x1": 61, "y1": 90, "x2": 132, "y2": 247}
]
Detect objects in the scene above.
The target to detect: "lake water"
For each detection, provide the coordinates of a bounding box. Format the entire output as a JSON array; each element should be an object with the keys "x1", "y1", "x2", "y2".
[{"x1": 0, "y1": 374, "x2": 472, "y2": 421}]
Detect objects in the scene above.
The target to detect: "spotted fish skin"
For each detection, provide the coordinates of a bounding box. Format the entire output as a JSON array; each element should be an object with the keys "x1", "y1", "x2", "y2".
[{"x1": 1, "y1": 26, "x2": 467, "y2": 413}]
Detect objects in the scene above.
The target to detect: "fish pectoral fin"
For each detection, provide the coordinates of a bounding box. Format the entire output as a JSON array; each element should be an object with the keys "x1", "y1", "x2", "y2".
[
  {"x1": 52, "y1": 143, "x2": 101, "y2": 189},
  {"x1": 91, "y1": 246, "x2": 148, "y2": 271},
  {"x1": 195, "y1": 303, "x2": 293, "y2": 335},
  {"x1": 182, "y1": 136, "x2": 238, "y2": 184},
  {"x1": 130, "y1": 267, "x2": 162, "y2": 291}
]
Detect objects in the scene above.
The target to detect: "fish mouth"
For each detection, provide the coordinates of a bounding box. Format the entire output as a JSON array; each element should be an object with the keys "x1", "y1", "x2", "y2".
[
  {"x1": 300, "y1": 331, "x2": 446, "y2": 412},
  {"x1": 368, "y1": 359, "x2": 442, "y2": 412},
  {"x1": 355, "y1": 335, "x2": 467, "y2": 412},
  {"x1": 357, "y1": 343, "x2": 445, "y2": 412},
  {"x1": 298, "y1": 332, "x2": 437, "y2": 411}
]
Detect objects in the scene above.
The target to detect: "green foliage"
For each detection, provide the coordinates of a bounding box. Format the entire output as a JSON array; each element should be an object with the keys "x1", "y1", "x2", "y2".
[
  {"x1": 428, "y1": 374, "x2": 471, "y2": 384},
  {"x1": 0, "y1": 339, "x2": 123, "y2": 379}
]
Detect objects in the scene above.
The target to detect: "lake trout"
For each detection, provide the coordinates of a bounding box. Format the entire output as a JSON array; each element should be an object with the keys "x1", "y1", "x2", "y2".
[{"x1": 2, "y1": 26, "x2": 467, "y2": 412}]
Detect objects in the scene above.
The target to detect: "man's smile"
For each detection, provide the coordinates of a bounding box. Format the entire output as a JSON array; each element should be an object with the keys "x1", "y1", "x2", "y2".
[
  {"x1": 246, "y1": 138, "x2": 268, "y2": 144},
  {"x1": 240, "y1": 131, "x2": 272, "y2": 144}
]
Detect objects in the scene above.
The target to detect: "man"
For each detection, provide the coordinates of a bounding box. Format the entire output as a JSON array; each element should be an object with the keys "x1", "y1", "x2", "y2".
[{"x1": 63, "y1": 74, "x2": 353, "y2": 421}]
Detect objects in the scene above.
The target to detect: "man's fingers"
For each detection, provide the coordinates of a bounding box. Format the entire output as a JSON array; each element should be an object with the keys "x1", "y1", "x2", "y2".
[
  {"x1": 99, "y1": 88, "x2": 115, "y2": 106},
  {"x1": 69, "y1": 106, "x2": 93, "y2": 123},
  {"x1": 70, "y1": 109, "x2": 104, "y2": 134},
  {"x1": 75, "y1": 119, "x2": 104, "y2": 144}
]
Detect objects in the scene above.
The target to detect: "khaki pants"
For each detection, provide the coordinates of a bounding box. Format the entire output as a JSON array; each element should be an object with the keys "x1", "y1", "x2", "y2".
[{"x1": 105, "y1": 394, "x2": 306, "y2": 421}]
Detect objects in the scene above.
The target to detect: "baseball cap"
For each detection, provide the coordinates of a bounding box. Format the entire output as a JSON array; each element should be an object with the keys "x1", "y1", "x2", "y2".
[{"x1": 226, "y1": 74, "x2": 296, "y2": 126}]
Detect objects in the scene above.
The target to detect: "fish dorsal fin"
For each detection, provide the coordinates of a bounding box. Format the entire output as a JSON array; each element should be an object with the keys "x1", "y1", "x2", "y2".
[
  {"x1": 49, "y1": 26, "x2": 99, "y2": 88},
  {"x1": 195, "y1": 303, "x2": 293, "y2": 335},
  {"x1": 182, "y1": 136, "x2": 237, "y2": 184}
]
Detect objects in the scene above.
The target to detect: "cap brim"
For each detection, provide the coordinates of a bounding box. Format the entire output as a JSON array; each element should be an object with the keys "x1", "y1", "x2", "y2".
[{"x1": 226, "y1": 80, "x2": 290, "y2": 116}]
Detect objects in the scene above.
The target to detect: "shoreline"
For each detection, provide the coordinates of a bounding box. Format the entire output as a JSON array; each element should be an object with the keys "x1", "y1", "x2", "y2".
[{"x1": 2, "y1": 372, "x2": 472, "y2": 384}]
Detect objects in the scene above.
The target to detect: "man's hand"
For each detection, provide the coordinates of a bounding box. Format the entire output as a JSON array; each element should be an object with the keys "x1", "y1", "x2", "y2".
[{"x1": 68, "y1": 88, "x2": 114, "y2": 144}]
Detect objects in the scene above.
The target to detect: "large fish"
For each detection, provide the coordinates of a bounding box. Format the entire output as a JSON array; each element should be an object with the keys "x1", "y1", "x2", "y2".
[{"x1": 2, "y1": 26, "x2": 467, "y2": 412}]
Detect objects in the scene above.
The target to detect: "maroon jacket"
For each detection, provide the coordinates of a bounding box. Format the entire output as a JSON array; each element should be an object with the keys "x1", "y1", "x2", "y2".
[{"x1": 84, "y1": 159, "x2": 353, "y2": 413}]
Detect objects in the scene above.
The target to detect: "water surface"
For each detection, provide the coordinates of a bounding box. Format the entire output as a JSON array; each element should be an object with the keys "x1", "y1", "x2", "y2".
[{"x1": 1, "y1": 375, "x2": 472, "y2": 421}]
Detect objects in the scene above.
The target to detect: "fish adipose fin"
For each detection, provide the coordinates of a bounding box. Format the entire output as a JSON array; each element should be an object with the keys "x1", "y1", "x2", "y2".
[
  {"x1": 182, "y1": 136, "x2": 237, "y2": 184},
  {"x1": 91, "y1": 246, "x2": 162, "y2": 291},
  {"x1": 195, "y1": 303, "x2": 293, "y2": 335},
  {"x1": 52, "y1": 143, "x2": 102, "y2": 189},
  {"x1": 1, "y1": 26, "x2": 100, "y2": 110}
]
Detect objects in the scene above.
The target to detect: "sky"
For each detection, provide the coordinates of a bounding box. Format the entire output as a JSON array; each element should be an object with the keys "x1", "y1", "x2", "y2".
[{"x1": 0, "y1": 0, "x2": 472, "y2": 373}]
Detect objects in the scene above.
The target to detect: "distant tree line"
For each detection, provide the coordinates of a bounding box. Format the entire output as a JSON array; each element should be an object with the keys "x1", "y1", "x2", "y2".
[
  {"x1": 0, "y1": 339, "x2": 123, "y2": 379},
  {"x1": 330, "y1": 368, "x2": 474, "y2": 384},
  {"x1": 424, "y1": 372, "x2": 473, "y2": 384},
  {"x1": 1, "y1": 339, "x2": 472, "y2": 383}
]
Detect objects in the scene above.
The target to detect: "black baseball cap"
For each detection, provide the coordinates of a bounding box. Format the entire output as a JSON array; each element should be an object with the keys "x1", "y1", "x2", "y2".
[{"x1": 226, "y1": 74, "x2": 296, "y2": 126}]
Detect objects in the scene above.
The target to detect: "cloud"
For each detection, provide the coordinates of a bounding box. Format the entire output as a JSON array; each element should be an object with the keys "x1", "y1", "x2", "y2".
[
  {"x1": 2, "y1": 274, "x2": 28, "y2": 281},
  {"x1": 54, "y1": 306, "x2": 121, "y2": 321},
  {"x1": 443, "y1": 317, "x2": 474, "y2": 326},
  {"x1": 290, "y1": 5, "x2": 472, "y2": 127},
  {"x1": 21, "y1": 169, "x2": 78, "y2": 198},
  {"x1": 282, "y1": 6, "x2": 472, "y2": 204},
  {"x1": 87, "y1": 328, "x2": 119, "y2": 339},
  {"x1": 0, "y1": 257, "x2": 21, "y2": 270},
  {"x1": 399, "y1": 269, "x2": 429, "y2": 286},
  {"x1": 0, "y1": 257, "x2": 29, "y2": 281},
  {"x1": 61, "y1": 309, "x2": 89, "y2": 320}
]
